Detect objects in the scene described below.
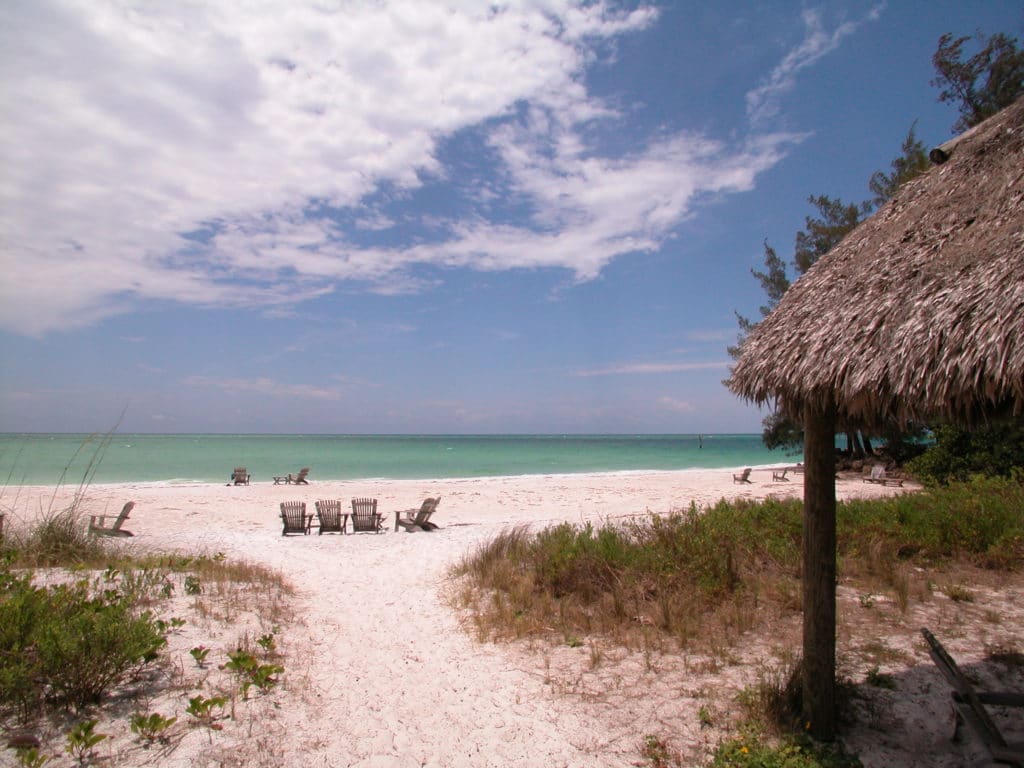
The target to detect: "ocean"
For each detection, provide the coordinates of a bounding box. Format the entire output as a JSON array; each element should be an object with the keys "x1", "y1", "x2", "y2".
[{"x1": 0, "y1": 433, "x2": 794, "y2": 486}]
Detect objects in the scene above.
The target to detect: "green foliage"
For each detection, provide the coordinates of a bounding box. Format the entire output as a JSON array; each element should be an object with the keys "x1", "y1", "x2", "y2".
[
  {"x1": 640, "y1": 734, "x2": 681, "y2": 768},
  {"x1": 14, "y1": 747, "x2": 50, "y2": 768},
  {"x1": 223, "y1": 647, "x2": 284, "y2": 698},
  {"x1": 760, "y1": 411, "x2": 803, "y2": 452},
  {"x1": 709, "y1": 730, "x2": 861, "y2": 768},
  {"x1": 731, "y1": 241, "x2": 792, "y2": 358},
  {"x1": 864, "y1": 667, "x2": 897, "y2": 690},
  {"x1": 0, "y1": 564, "x2": 168, "y2": 714},
  {"x1": 867, "y1": 122, "x2": 930, "y2": 207},
  {"x1": 65, "y1": 719, "x2": 106, "y2": 765},
  {"x1": 183, "y1": 575, "x2": 202, "y2": 595},
  {"x1": 257, "y1": 633, "x2": 277, "y2": 655},
  {"x1": 793, "y1": 194, "x2": 870, "y2": 275},
  {"x1": 190, "y1": 645, "x2": 211, "y2": 667},
  {"x1": 130, "y1": 711, "x2": 177, "y2": 744},
  {"x1": 185, "y1": 694, "x2": 227, "y2": 726},
  {"x1": 837, "y1": 475, "x2": 1024, "y2": 568},
  {"x1": 932, "y1": 31, "x2": 1024, "y2": 132},
  {"x1": 907, "y1": 423, "x2": 1024, "y2": 484}
]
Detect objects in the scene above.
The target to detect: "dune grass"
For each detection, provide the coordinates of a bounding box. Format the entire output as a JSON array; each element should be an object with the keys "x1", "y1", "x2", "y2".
[
  {"x1": 453, "y1": 476, "x2": 1023, "y2": 651},
  {"x1": 454, "y1": 476, "x2": 1023, "y2": 768}
]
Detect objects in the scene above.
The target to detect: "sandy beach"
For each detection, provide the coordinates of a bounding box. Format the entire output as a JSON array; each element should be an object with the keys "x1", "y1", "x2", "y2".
[{"x1": 4, "y1": 467, "x2": 1021, "y2": 767}]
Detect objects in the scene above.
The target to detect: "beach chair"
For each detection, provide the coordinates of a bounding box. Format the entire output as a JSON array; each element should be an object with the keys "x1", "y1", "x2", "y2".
[
  {"x1": 394, "y1": 497, "x2": 441, "y2": 532},
  {"x1": 315, "y1": 499, "x2": 347, "y2": 535},
  {"x1": 920, "y1": 628, "x2": 1024, "y2": 766},
  {"x1": 232, "y1": 467, "x2": 251, "y2": 485},
  {"x1": 88, "y1": 501, "x2": 135, "y2": 537},
  {"x1": 287, "y1": 467, "x2": 310, "y2": 485},
  {"x1": 279, "y1": 501, "x2": 312, "y2": 536},
  {"x1": 732, "y1": 468, "x2": 752, "y2": 484},
  {"x1": 864, "y1": 464, "x2": 885, "y2": 483},
  {"x1": 350, "y1": 498, "x2": 383, "y2": 533},
  {"x1": 272, "y1": 467, "x2": 309, "y2": 485},
  {"x1": 772, "y1": 468, "x2": 789, "y2": 481}
]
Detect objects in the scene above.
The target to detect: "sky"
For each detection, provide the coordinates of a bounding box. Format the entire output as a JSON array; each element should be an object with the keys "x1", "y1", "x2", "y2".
[{"x1": 1, "y1": 1, "x2": 1021, "y2": 435}]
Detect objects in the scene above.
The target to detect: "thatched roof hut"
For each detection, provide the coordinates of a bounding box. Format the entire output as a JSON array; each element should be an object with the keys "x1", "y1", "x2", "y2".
[
  {"x1": 728, "y1": 96, "x2": 1024, "y2": 428},
  {"x1": 726, "y1": 98, "x2": 1023, "y2": 741}
]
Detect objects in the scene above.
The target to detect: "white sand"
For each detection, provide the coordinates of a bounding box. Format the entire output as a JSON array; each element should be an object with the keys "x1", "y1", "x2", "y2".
[{"x1": 4, "y1": 468, "x2": 1021, "y2": 767}]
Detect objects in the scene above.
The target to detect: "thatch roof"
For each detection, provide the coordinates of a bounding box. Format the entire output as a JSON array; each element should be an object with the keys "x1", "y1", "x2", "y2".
[{"x1": 728, "y1": 97, "x2": 1024, "y2": 428}]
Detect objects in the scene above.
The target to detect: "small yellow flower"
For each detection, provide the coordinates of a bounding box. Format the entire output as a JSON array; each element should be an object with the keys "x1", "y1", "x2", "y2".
[{"x1": 740, "y1": 746, "x2": 749, "y2": 754}]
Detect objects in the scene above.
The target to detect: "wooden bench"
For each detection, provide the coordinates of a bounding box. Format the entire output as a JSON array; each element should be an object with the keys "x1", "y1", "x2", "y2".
[{"x1": 921, "y1": 627, "x2": 1024, "y2": 766}]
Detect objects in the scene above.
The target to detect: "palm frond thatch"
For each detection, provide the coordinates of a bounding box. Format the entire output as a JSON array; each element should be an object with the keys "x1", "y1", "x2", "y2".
[{"x1": 728, "y1": 97, "x2": 1024, "y2": 428}]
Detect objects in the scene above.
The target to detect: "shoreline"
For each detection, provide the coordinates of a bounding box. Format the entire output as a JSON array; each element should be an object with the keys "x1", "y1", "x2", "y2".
[{"x1": 49, "y1": 462, "x2": 800, "y2": 490}]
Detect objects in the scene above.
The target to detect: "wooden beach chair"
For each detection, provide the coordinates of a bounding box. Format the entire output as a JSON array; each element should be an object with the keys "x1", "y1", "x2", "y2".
[
  {"x1": 350, "y1": 498, "x2": 383, "y2": 533},
  {"x1": 864, "y1": 466, "x2": 888, "y2": 483},
  {"x1": 287, "y1": 467, "x2": 310, "y2": 484},
  {"x1": 394, "y1": 497, "x2": 441, "y2": 532},
  {"x1": 273, "y1": 467, "x2": 309, "y2": 485},
  {"x1": 89, "y1": 501, "x2": 135, "y2": 537},
  {"x1": 864, "y1": 465, "x2": 904, "y2": 487},
  {"x1": 279, "y1": 501, "x2": 312, "y2": 536},
  {"x1": 232, "y1": 467, "x2": 250, "y2": 485},
  {"x1": 772, "y1": 468, "x2": 789, "y2": 481},
  {"x1": 315, "y1": 499, "x2": 347, "y2": 535},
  {"x1": 732, "y1": 468, "x2": 752, "y2": 484},
  {"x1": 920, "y1": 628, "x2": 1024, "y2": 766}
]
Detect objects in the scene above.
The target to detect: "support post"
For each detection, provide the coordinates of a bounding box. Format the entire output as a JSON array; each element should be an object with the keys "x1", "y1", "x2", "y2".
[{"x1": 803, "y1": 399, "x2": 837, "y2": 740}]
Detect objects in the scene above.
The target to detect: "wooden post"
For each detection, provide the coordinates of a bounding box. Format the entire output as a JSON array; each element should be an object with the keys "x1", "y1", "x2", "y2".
[{"x1": 803, "y1": 399, "x2": 837, "y2": 740}]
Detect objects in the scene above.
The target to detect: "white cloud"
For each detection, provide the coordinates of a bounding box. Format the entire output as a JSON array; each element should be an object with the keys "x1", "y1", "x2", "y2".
[
  {"x1": 658, "y1": 396, "x2": 695, "y2": 413},
  {"x1": 183, "y1": 375, "x2": 340, "y2": 400},
  {"x1": 573, "y1": 361, "x2": 729, "y2": 377},
  {"x1": 745, "y1": 6, "x2": 882, "y2": 124},
  {"x1": 0, "y1": 0, "x2": 793, "y2": 335}
]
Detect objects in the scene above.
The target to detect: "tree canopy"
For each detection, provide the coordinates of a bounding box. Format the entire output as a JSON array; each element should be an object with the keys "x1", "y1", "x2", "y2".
[{"x1": 932, "y1": 31, "x2": 1024, "y2": 133}]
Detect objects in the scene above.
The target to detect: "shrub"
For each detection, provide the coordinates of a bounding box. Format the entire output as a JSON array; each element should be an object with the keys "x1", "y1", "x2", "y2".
[
  {"x1": 908, "y1": 423, "x2": 1024, "y2": 484},
  {"x1": 0, "y1": 563, "x2": 167, "y2": 713},
  {"x1": 708, "y1": 730, "x2": 861, "y2": 768}
]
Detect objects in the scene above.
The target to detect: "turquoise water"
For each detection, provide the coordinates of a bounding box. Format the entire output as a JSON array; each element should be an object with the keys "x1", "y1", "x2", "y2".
[{"x1": 0, "y1": 434, "x2": 793, "y2": 485}]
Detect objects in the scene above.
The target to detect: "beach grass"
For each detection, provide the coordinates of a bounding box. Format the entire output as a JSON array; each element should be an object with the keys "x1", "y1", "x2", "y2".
[
  {"x1": 454, "y1": 476, "x2": 1023, "y2": 651},
  {"x1": 453, "y1": 475, "x2": 1023, "y2": 765}
]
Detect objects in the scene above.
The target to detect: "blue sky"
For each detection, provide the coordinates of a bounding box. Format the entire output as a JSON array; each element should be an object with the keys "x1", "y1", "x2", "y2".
[{"x1": 1, "y1": 1, "x2": 1021, "y2": 435}]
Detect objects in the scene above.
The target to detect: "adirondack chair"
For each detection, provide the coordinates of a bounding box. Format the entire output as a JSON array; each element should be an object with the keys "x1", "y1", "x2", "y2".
[
  {"x1": 315, "y1": 499, "x2": 346, "y2": 535},
  {"x1": 89, "y1": 501, "x2": 135, "y2": 537},
  {"x1": 286, "y1": 467, "x2": 310, "y2": 484},
  {"x1": 772, "y1": 468, "x2": 789, "y2": 481},
  {"x1": 732, "y1": 467, "x2": 752, "y2": 484},
  {"x1": 232, "y1": 467, "x2": 250, "y2": 485},
  {"x1": 864, "y1": 465, "x2": 886, "y2": 483},
  {"x1": 273, "y1": 467, "x2": 309, "y2": 485},
  {"x1": 279, "y1": 501, "x2": 312, "y2": 536},
  {"x1": 921, "y1": 628, "x2": 1024, "y2": 767},
  {"x1": 350, "y1": 498, "x2": 383, "y2": 533},
  {"x1": 394, "y1": 497, "x2": 441, "y2": 532},
  {"x1": 865, "y1": 465, "x2": 904, "y2": 487}
]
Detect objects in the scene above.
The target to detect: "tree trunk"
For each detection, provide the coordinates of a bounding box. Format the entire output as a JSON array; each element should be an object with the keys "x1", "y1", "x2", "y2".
[
  {"x1": 862, "y1": 434, "x2": 874, "y2": 455},
  {"x1": 803, "y1": 401, "x2": 837, "y2": 740}
]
